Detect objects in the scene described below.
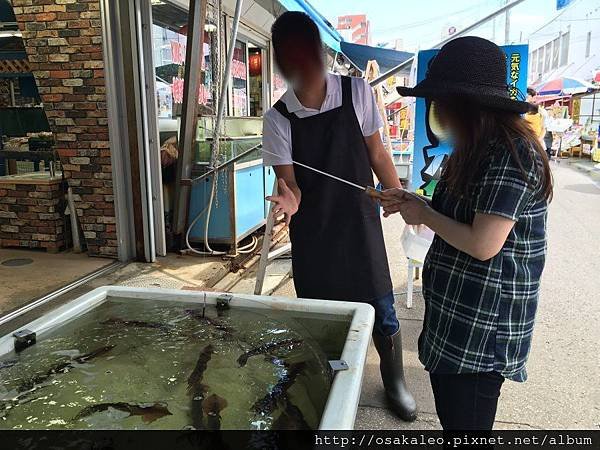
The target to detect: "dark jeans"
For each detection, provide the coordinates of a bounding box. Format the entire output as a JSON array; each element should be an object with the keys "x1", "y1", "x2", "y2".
[
  {"x1": 429, "y1": 371, "x2": 505, "y2": 430},
  {"x1": 370, "y1": 291, "x2": 400, "y2": 336}
]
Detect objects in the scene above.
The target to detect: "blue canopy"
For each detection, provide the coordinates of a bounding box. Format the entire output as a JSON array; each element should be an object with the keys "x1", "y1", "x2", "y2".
[
  {"x1": 273, "y1": 1, "x2": 413, "y2": 75},
  {"x1": 340, "y1": 42, "x2": 413, "y2": 74},
  {"x1": 275, "y1": 0, "x2": 343, "y2": 52}
]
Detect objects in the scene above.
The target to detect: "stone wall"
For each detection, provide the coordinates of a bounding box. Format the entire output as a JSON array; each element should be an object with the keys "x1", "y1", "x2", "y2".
[
  {"x1": 0, "y1": 179, "x2": 68, "y2": 252},
  {"x1": 10, "y1": 0, "x2": 117, "y2": 257}
]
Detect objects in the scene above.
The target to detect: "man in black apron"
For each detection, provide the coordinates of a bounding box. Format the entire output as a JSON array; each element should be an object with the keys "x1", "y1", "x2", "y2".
[{"x1": 262, "y1": 12, "x2": 417, "y2": 422}]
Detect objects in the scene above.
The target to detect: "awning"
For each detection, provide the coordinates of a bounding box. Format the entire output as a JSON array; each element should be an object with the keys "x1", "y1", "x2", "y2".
[
  {"x1": 274, "y1": 0, "x2": 343, "y2": 52},
  {"x1": 270, "y1": 1, "x2": 413, "y2": 75},
  {"x1": 340, "y1": 42, "x2": 413, "y2": 74}
]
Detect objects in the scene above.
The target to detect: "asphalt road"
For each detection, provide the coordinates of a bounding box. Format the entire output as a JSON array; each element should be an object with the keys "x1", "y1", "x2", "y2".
[{"x1": 355, "y1": 162, "x2": 600, "y2": 430}]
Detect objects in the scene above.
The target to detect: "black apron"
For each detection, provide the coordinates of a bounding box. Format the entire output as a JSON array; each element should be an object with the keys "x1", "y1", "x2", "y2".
[{"x1": 273, "y1": 76, "x2": 392, "y2": 302}]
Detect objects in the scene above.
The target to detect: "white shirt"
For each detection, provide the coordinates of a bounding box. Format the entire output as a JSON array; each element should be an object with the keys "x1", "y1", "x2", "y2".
[{"x1": 262, "y1": 73, "x2": 383, "y2": 166}]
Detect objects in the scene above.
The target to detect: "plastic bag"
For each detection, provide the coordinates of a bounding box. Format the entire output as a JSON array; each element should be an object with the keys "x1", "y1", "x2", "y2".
[{"x1": 401, "y1": 225, "x2": 434, "y2": 262}]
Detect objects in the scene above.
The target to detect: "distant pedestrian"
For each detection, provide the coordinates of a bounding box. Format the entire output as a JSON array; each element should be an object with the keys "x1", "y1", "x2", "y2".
[
  {"x1": 525, "y1": 88, "x2": 553, "y2": 160},
  {"x1": 382, "y1": 37, "x2": 553, "y2": 431}
]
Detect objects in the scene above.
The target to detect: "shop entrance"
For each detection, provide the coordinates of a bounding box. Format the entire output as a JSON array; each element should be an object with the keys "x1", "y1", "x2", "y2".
[
  {"x1": 248, "y1": 45, "x2": 264, "y2": 117},
  {"x1": 0, "y1": 2, "x2": 112, "y2": 316},
  {"x1": 148, "y1": 0, "x2": 272, "y2": 255}
]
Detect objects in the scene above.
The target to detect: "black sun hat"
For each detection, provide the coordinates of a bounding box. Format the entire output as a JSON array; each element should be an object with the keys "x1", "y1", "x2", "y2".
[{"x1": 397, "y1": 36, "x2": 531, "y2": 114}]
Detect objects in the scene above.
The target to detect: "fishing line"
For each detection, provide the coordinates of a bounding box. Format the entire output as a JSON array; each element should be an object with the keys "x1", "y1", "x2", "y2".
[{"x1": 260, "y1": 149, "x2": 365, "y2": 191}]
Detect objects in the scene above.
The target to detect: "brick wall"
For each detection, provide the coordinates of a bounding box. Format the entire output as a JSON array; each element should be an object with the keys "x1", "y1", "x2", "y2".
[
  {"x1": 11, "y1": 0, "x2": 117, "y2": 257},
  {"x1": 0, "y1": 179, "x2": 68, "y2": 252}
]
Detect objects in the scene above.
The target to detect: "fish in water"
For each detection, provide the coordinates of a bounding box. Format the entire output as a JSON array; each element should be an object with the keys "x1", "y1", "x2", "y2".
[
  {"x1": 187, "y1": 344, "x2": 213, "y2": 394},
  {"x1": 0, "y1": 359, "x2": 17, "y2": 370},
  {"x1": 237, "y1": 338, "x2": 303, "y2": 367},
  {"x1": 264, "y1": 355, "x2": 288, "y2": 368},
  {"x1": 101, "y1": 317, "x2": 171, "y2": 332},
  {"x1": 17, "y1": 344, "x2": 115, "y2": 393},
  {"x1": 187, "y1": 344, "x2": 214, "y2": 429},
  {"x1": 74, "y1": 402, "x2": 172, "y2": 424},
  {"x1": 252, "y1": 362, "x2": 305, "y2": 415},
  {"x1": 202, "y1": 393, "x2": 228, "y2": 430},
  {"x1": 271, "y1": 400, "x2": 311, "y2": 430},
  {"x1": 185, "y1": 309, "x2": 236, "y2": 334},
  {"x1": 73, "y1": 344, "x2": 115, "y2": 364}
]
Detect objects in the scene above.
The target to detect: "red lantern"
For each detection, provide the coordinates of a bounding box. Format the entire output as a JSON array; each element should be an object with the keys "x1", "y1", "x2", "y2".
[{"x1": 249, "y1": 52, "x2": 261, "y2": 76}]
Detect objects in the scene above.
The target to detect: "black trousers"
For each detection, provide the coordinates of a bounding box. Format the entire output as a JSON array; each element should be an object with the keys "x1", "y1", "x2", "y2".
[{"x1": 429, "y1": 371, "x2": 505, "y2": 430}]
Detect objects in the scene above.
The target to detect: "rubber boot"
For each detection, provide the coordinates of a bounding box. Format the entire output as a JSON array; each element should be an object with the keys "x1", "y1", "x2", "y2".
[{"x1": 372, "y1": 330, "x2": 418, "y2": 422}]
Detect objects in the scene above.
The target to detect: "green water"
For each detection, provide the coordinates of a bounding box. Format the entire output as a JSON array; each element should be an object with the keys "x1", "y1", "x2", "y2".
[{"x1": 0, "y1": 298, "x2": 350, "y2": 430}]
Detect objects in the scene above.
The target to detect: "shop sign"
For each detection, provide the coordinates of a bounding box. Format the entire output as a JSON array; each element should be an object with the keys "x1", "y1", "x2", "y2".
[
  {"x1": 169, "y1": 40, "x2": 208, "y2": 69},
  {"x1": 411, "y1": 45, "x2": 529, "y2": 196},
  {"x1": 233, "y1": 88, "x2": 247, "y2": 115},
  {"x1": 231, "y1": 60, "x2": 247, "y2": 81},
  {"x1": 171, "y1": 77, "x2": 211, "y2": 105},
  {"x1": 171, "y1": 41, "x2": 186, "y2": 65}
]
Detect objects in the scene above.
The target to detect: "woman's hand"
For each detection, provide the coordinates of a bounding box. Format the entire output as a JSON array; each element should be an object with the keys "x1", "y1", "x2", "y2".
[
  {"x1": 395, "y1": 194, "x2": 432, "y2": 225},
  {"x1": 380, "y1": 188, "x2": 411, "y2": 217},
  {"x1": 380, "y1": 187, "x2": 408, "y2": 216},
  {"x1": 266, "y1": 178, "x2": 299, "y2": 226},
  {"x1": 380, "y1": 188, "x2": 431, "y2": 224}
]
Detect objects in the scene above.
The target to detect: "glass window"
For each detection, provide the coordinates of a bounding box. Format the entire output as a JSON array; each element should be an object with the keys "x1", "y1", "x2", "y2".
[
  {"x1": 543, "y1": 42, "x2": 552, "y2": 73},
  {"x1": 537, "y1": 46, "x2": 544, "y2": 74},
  {"x1": 248, "y1": 46, "x2": 263, "y2": 117},
  {"x1": 272, "y1": 64, "x2": 287, "y2": 103},
  {"x1": 560, "y1": 32, "x2": 569, "y2": 66},
  {"x1": 151, "y1": 2, "x2": 216, "y2": 120},
  {"x1": 231, "y1": 40, "x2": 248, "y2": 116},
  {"x1": 552, "y1": 37, "x2": 559, "y2": 70},
  {"x1": 585, "y1": 31, "x2": 591, "y2": 58}
]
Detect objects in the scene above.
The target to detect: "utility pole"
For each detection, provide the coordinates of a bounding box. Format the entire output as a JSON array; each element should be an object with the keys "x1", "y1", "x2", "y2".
[{"x1": 504, "y1": 0, "x2": 511, "y2": 44}]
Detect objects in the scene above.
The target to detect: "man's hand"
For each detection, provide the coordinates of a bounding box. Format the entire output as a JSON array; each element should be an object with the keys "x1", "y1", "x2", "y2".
[{"x1": 266, "y1": 178, "x2": 299, "y2": 226}]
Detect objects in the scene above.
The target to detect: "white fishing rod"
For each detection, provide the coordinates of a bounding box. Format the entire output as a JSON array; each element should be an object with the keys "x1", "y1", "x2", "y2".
[{"x1": 261, "y1": 149, "x2": 386, "y2": 200}]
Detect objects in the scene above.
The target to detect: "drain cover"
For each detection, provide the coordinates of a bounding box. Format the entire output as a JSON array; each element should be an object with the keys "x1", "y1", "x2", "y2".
[{"x1": 1, "y1": 258, "x2": 34, "y2": 267}]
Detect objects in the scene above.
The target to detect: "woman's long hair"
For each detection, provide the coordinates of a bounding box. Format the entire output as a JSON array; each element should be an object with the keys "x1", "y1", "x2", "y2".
[{"x1": 434, "y1": 96, "x2": 553, "y2": 201}]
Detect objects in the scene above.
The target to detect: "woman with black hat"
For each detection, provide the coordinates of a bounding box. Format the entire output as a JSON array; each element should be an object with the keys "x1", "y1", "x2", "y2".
[{"x1": 381, "y1": 36, "x2": 553, "y2": 430}]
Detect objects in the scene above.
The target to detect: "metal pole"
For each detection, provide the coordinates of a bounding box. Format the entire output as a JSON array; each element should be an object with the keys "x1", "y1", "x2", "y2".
[
  {"x1": 369, "y1": 0, "x2": 526, "y2": 87},
  {"x1": 173, "y1": 0, "x2": 207, "y2": 235},
  {"x1": 210, "y1": 0, "x2": 244, "y2": 168},
  {"x1": 183, "y1": 143, "x2": 262, "y2": 186},
  {"x1": 9, "y1": 79, "x2": 15, "y2": 106}
]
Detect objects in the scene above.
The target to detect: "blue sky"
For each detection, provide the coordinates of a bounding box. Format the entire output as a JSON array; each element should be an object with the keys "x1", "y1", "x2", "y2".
[{"x1": 310, "y1": 0, "x2": 561, "y2": 51}]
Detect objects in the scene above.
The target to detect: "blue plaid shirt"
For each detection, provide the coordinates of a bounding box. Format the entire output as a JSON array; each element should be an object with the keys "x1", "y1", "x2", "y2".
[{"x1": 420, "y1": 139, "x2": 548, "y2": 382}]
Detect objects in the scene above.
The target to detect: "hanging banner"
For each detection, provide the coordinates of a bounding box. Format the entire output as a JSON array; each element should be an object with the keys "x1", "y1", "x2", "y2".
[
  {"x1": 171, "y1": 77, "x2": 211, "y2": 105},
  {"x1": 170, "y1": 41, "x2": 186, "y2": 65},
  {"x1": 411, "y1": 44, "x2": 529, "y2": 196}
]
